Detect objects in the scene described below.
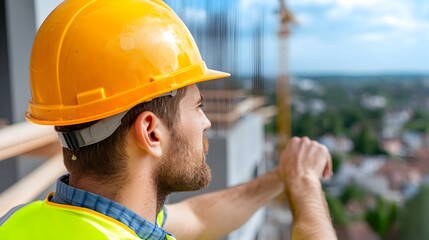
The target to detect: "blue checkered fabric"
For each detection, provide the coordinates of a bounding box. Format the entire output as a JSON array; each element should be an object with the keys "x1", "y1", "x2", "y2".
[{"x1": 51, "y1": 175, "x2": 173, "y2": 240}]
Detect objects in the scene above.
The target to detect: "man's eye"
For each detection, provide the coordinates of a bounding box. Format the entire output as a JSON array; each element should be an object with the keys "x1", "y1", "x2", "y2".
[{"x1": 197, "y1": 104, "x2": 204, "y2": 109}]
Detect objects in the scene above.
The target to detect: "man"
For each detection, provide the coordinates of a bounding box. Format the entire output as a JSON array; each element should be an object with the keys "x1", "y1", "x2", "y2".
[{"x1": 0, "y1": 0, "x2": 337, "y2": 239}]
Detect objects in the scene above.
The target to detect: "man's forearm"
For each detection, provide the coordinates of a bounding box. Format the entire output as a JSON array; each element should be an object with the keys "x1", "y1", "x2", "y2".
[
  {"x1": 286, "y1": 175, "x2": 337, "y2": 240},
  {"x1": 165, "y1": 170, "x2": 283, "y2": 239}
]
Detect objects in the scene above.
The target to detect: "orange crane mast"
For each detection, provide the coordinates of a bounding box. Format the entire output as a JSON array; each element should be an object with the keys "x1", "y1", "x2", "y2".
[{"x1": 276, "y1": 0, "x2": 294, "y2": 151}]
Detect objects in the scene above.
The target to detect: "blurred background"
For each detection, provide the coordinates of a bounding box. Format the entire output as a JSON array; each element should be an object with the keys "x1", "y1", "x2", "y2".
[{"x1": 0, "y1": 0, "x2": 429, "y2": 239}]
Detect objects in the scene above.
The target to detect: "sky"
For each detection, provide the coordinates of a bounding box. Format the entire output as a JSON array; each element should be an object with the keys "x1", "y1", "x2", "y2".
[
  {"x1": 238, "y1": 0, "x2": 429, "y2": 75},
  {"x1": 287, "y1": 0, "x2": 429, "y2": 74},
  {"x1": 35, "y1": 0, "x2": 429, "y2": 75}
]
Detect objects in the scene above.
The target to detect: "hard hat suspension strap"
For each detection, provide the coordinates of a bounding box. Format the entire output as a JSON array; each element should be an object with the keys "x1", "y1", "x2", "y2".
[{"x1": 56, "y1": 90, "x2": 177, "y2": 151}]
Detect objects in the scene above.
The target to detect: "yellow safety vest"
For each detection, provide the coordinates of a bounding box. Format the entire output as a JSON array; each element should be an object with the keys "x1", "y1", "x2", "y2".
[{"x1": 0, "y1": 196, "x2": 175, "y2": 240}]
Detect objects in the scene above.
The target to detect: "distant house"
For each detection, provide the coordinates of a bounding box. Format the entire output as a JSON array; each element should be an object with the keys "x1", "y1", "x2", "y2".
[
  {"x1": 382, "y1": 138, "x2": 404, "y2": 156},
  {"x1": 318, "y1": 134, "x2": 354, "y2": 153},
  {"x1": 382, "y1": 110, "x2": 411, "y2": 139},
  {"x1": 361, "y1": 95, "x2": 387, "y2": 109}
]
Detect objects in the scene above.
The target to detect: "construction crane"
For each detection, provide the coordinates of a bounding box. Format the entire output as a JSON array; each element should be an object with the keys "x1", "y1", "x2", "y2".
[{"x1": 276, "y1": 0, "x2": 294, "y2": 152}]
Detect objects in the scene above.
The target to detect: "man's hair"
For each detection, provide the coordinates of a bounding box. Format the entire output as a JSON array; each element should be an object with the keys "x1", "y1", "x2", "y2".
[{"x1": 55, "y1": 88, "x2": 187, "y2": 187}]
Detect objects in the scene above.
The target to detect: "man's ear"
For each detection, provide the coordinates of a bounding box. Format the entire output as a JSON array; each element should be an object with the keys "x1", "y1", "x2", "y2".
[{"x1": 133, "y1": 112, "x2": 164, "y2": 158}]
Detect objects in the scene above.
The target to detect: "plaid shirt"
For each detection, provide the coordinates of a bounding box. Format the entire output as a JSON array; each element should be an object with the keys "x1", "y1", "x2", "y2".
[{"x1": 51, "y1": 175, "x2": 174, "y2": 240}]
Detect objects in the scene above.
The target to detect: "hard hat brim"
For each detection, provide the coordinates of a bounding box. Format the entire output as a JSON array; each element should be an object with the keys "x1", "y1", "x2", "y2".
[
  {"x1": 198, "y1": 69, "x2": 231, "y2": 82},
  {"x1": 26, "y1": 67, "x2": 230, "y2": 126}
]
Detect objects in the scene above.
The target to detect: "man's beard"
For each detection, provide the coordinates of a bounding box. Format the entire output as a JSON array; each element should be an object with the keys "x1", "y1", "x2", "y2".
[{"x1": 154, "y1": 128, "x2": 212, "y2": 199}]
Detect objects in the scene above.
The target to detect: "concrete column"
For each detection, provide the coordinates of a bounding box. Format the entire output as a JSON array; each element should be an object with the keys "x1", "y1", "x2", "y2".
[
  {"x1": 0, "y1": 0, "x2": 37, "y2": 192},
  {"x1": 5, "y1": 0, "x2": 35, "y2": 123},
  {"x1": 0, "y1": 0, "x2": 17, "y2": 192}
]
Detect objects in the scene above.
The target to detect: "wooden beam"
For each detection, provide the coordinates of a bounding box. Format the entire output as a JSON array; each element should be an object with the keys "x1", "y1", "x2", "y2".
[
  {"x1": 254, "y1": 105, "x2": 278, "y2": 124},
  {"x1": 24, "y1": 142, "x2": 61, "y2": 159},
  {"x1": 201, "y1": 90, "x2": 245, "y2": 99},
  {"x1": 0, "y1": 153, "x2": 66, "y2": 216},
  {"x1": 0, "y1": 122, "x2": 58, "y2": 161},
  {"x1": 206, "y1": 96, "x2": 267, "y2": 123}
]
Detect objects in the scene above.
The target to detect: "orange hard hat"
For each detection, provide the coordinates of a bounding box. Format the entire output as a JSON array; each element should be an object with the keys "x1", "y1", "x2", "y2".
[{"x1": 26, "y1": 0, "x2": 230, "y2": 126}]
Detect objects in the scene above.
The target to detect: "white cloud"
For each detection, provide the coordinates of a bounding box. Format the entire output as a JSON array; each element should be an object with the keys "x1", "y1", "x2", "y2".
[
  {"x1": 377, "y1": 15, "x2": 429, "y2": 31},
  {"x1": 241, "y1": 0, "x2": 276, "y2": 9},
  {"x1": 183, "y1": 7, "x2": 207, "y2": 24},
  {"x1": 380, "y1": 15, "x2": 416, "y2": 30},
  {"x1": 287, "y1": 0, "x2": 429, "y2": 72},
  {"x1": 295, "y1": 13, "x2": 313, "y2": 25},
  {"x1": 357, "y1": 32, "x2": 386, "y2": 42},
  {"x1": 238, "y1": 0, "x2": 278, "y2": 30},
  {"x1": 325, "y1": 0, "x2": 408, "y2": 20},
  {"x1": 290, "y1": 0, "x2": 425, "y2": 23},
  {"x1": 289, "y1": 0, "x2": 335, "y2": 6},
  {"x1": 291, "y1": 0, "x2": 429, "y2": 37}
]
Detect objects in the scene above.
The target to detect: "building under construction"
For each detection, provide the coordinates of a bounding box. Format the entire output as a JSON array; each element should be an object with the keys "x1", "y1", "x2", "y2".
[
  {"x1": 0, "y1": 0, "x2": 293, "y2": 239},
  {"x1": 165, "y1": 1, "x2": 293, "y2": 239}
]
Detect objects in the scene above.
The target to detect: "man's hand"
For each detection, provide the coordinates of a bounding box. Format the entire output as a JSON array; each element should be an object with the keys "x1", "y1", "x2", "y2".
[
  {"x1": 277, "y1": 137, "x2": 337, "y2": 240},
  {"x1": 277, "y1": 136, "x2": 333, "y2": 185}
]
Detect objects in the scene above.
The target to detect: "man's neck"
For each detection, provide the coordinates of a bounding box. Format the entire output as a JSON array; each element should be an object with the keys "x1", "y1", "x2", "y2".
[{"x1": 69, "y1": 170, "x2": 161, "y2": 224}]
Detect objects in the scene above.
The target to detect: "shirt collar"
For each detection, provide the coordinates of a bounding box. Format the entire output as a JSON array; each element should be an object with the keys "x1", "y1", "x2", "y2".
[{"x1": 51, "y1": 175, "x2": 174, "y2": 240}]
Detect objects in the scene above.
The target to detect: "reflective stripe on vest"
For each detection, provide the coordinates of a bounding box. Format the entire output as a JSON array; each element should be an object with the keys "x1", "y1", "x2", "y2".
[{"x1": 0, "y1": 198, "x2": 176, "y2": 240}]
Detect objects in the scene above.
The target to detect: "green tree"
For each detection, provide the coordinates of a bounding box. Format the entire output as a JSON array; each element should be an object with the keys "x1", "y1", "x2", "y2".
[
  {"x1": 404, "y1": 110, "x2": 429, "y2": 133},
  {"x1": 292, "y1": 113, "x2": 319, "y2": 138},
  {"x1": 366, "y1": 196, "x2": 398, "y2": 240},
  {"x1": 326, "y1": 192, "x2": 349, "y2": 226},
  {"x1": 340, "y1": 183, "x2": 366, "y2": 204},
  {"x1": 353, "y1": 124, "x2": 384, "y2": 155},
  {"x1": 399, "y1": 184, "x2": 429, "y2": 240},
  {"x1": 331, "y1": 153, "x2": 342, "y2": 174}
]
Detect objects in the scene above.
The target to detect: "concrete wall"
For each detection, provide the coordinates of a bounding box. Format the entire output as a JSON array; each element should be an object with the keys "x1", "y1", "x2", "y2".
[
  {"x1": 5, "y1": 0, "x2": 35, "y2": 123},
  {"x1": 0, "y1": 0, "x2": 17, "y2": 193},
  {"x1": 0, "y1": 0, "x2": 51, "y2": 197}
]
